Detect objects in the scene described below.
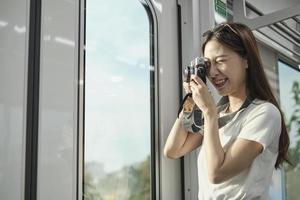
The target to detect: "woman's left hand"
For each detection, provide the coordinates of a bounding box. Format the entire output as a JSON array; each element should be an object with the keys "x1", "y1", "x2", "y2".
[{"x1": 190, "y1": 75, "x2": 217, "y2": 115}]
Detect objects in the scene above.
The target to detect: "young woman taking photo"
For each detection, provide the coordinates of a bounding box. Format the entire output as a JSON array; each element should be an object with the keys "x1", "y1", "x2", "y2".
[{"x1": 164, "y1": 22, "x2": 291, "y2": 199}]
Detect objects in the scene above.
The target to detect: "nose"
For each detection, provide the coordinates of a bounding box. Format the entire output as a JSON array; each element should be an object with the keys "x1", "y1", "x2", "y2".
[{"x1": 208, "y1": 63, "x2": 219, "y2": 78}]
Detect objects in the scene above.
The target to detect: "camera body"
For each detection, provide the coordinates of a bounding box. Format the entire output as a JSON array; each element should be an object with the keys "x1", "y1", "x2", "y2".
[
  {"x1": 181, "y1": 57, "x2": 210, "y2": 133},
  {"x1": 184, "y1": 57, "x2": 209, "y2": 84}
]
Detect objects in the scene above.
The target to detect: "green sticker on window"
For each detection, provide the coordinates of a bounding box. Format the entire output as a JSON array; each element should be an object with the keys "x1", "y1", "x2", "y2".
[{"x1": 215, "y1": 0, "x2": 227, "y2": 18}]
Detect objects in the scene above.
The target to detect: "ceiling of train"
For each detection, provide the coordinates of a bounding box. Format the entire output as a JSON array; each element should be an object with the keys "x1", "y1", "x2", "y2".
[
  {"x1": 247, "y1": 1, "x2": 300, "y2": 67},
  {"x1": 228, "y1": 0, "x2": 300, "y2": 69}
]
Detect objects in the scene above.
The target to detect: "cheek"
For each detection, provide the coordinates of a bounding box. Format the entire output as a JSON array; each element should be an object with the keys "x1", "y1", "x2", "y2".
[
  {"x1": 231, "y1": 68, "x2": 246, "y2": 84},
  {"x1": 217, "y1": 64, "x2": 227, "y2": 72}
]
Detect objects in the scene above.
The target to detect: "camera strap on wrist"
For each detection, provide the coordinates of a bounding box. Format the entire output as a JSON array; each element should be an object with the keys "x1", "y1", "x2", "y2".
[{"x1": 178, "y1": 95, "x2": 252, "y2": 134}]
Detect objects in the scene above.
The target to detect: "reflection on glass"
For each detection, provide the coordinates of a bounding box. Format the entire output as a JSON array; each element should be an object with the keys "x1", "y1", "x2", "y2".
[
  {"x1": 278, "y1": 61, "x2": 300, "y2": 199},
  {"x1": 84, "y1": 0, "x2": 151, "y2": 199}
]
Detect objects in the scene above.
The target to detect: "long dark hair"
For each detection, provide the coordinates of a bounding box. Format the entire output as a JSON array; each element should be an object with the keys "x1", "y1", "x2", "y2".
[{"x1": 201, "y1": 22, "x2": 291, "y2": 169}]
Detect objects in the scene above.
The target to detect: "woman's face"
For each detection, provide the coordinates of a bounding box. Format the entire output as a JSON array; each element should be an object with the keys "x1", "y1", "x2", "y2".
[{"x1": 204, "y1": 39, "x2": 248, "y2": 97}]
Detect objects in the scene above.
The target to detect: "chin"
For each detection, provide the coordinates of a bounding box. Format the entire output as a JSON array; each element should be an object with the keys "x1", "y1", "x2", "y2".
[{"x1": 217, "y1": 89, "x2": 228, "y2": 96}]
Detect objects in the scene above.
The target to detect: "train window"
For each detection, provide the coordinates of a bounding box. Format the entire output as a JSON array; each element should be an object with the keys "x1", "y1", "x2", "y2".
[
  {"x1": 84, "y1": 0, "x2": 152, "y2": 199},
  {"x1": 278, "y1": 60, "x2": 300, "y2": 199}
]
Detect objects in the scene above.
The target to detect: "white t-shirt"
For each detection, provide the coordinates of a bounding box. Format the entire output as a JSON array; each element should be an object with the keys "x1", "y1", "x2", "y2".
[{"x1": 197, "y1": 99, "x2": 282, "y2": 200}]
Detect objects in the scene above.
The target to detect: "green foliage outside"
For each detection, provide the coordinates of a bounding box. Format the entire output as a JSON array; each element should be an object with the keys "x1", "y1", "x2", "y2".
[
  {"x1": 84, "y1": 156, "x2": 151, "y2": 200},
  {"x1": 284, "y1": 81, "x2": 300, "y2": 200}
]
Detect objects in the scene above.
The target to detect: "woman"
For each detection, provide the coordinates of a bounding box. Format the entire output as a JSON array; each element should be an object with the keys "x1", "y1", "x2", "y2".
[{"x1": 164, "y1": 22, "x2": 290, "y2": 199}]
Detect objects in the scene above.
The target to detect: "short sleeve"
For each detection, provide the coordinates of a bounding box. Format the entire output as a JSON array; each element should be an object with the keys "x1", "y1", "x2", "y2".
[{"x1": 237, "y1": 102, "x2": 281, "y2": 150}]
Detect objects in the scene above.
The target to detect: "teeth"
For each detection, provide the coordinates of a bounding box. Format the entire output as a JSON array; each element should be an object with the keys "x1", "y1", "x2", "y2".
[{"x1": 215, "y1": 79, "x2": 226, "y2": 84}]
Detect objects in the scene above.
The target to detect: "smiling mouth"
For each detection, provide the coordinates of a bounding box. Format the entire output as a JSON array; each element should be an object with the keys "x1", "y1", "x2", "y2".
[{"x1": 213, "y1": 78, "x2": 228, "y2": 89}]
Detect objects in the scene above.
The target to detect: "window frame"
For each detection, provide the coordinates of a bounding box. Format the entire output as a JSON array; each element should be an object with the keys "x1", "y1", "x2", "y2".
[
  {"x1": 277, "y1": 56, "x2": 300, "y2": 200},
  {"x1": 78, "y1": 0, "x2": 159, "y2": 199}
]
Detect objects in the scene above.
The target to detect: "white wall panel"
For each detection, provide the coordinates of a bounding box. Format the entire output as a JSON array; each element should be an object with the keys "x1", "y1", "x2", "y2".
[
  {"x1": 36, "y1": 0, "x2": 79, "y2": 199},
  {"x1": 152, "y1": 0, "x2": 182, "y2": 199},
  {"x1": 0, "y1": 0, "x2": 29, "y2": 199}
]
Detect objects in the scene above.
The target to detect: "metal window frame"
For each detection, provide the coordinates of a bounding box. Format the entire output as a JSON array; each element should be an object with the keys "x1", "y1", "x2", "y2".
[
  {"x1": 139, "y1": 1, "x2": 161, "y2": 199},
  {"x1": 78, "y1": 0, "x2": 159, "y2": 199},
  {"x1": 136, "y1": 1, "x2": 161, "y2": 199},
  {"x1": 77, "y1": 0, "x2": 85, "y2": 199},
  {"x1": 278, "y1": 54, "x2": 300, "y2": 73},
  {"x1": 25, "y1": 0, "x2": 42, "y2": 199},
  {"x1": 276, "y1": 57, "x2": 300, "y2": 200}
]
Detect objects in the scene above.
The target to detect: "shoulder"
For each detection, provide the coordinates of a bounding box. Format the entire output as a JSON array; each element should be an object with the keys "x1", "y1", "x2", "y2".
[
  {"x1": 237, "y1": 99, "x2": 282, "y2": 149},
  {"x1": 239, "y1": 99, "x2": 282, "y2": 133},
  {"x1": 245, "y1": 99, "x2": 281, "y2": 121}
]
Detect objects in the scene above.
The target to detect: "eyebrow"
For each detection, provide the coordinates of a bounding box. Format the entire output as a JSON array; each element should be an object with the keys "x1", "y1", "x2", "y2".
[
  {"x1": 215, "y1": 54, "x2": 229, "y2": 59},
  {"x1": 204, "y1": 54, "x2": 229, "y2": 61}
]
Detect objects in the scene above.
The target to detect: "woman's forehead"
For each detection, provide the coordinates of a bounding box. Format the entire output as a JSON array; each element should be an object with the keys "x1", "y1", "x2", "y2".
[{"x1": 204, "y1": 40, "x2": 232, "y2": 58}]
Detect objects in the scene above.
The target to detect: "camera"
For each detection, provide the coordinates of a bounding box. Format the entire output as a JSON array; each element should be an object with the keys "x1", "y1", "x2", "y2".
[{"x1": 183, "y1": 57, "x2": 210, "y2": 84}]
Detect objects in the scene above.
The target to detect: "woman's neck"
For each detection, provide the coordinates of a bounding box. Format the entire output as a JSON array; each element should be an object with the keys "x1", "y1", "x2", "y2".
[{"x1": 227, "y1": 94, "x2": 247, "y2": 113}]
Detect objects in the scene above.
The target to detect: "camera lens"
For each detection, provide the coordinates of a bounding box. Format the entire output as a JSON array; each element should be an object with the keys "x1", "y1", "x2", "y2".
[
  {"x1": 184, "y1": 66, "x2": 192, "y2": 82},
  {"x1": 184, "y1": 57, "x2": 210, "y2": 83}
]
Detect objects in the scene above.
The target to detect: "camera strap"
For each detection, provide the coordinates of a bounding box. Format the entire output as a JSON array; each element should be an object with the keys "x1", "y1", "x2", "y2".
[{"x1": 179, "y1": 94, "x2": 252, "y2": 134}]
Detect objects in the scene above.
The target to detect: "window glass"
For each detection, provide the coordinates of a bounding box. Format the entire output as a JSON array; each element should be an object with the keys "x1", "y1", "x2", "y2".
[
  {"x1": 84, "y1": 0, "x2": 152, "y2": 199},
  {"x1": 278, "y1": 61, "x2": 300, "y2": 199}
]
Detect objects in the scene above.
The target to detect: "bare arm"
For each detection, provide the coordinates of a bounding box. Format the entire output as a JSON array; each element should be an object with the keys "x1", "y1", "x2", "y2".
[
  {"x1": 203, "y1": 110, "x2": 263, "y2": 184},
  {"x1": 189, "y1": 75, "x2": 263, "y2": 184},
  {"x1": 164, "y1": 110, "x2": 203, "y2": 159}
]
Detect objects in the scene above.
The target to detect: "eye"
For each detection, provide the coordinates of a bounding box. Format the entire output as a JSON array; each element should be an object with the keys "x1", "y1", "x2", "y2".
[
  {"x1": 204, "y1": 60, "x2": 211, "y2": 67},
  {"x1": 216, "y1": 59, "x2": 226, "y2": 63},
  {"x1": 203, "y1": 59, "x2": 211, "y2": 76}
]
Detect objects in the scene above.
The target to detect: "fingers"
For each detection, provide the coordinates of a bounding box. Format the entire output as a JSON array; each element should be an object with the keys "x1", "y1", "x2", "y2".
[
  {"x1": 190, "y1": 75, "x2": 208, "y2": 95},
  {"x1": 190, "y1": 75, "x2": 201, "y2": 88},
  {"x1": 190, "y1": 81, "x2": 197, "y2": 93},
  {"x1": 183, "y1": 81, "x2": 191, "y2": 93},
  {"x1": 191, "y1": 75, "x2": 205, "y2": 86},
  {"x1": 184, "y1": 75, "x2": 205, "y2": 94}
]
